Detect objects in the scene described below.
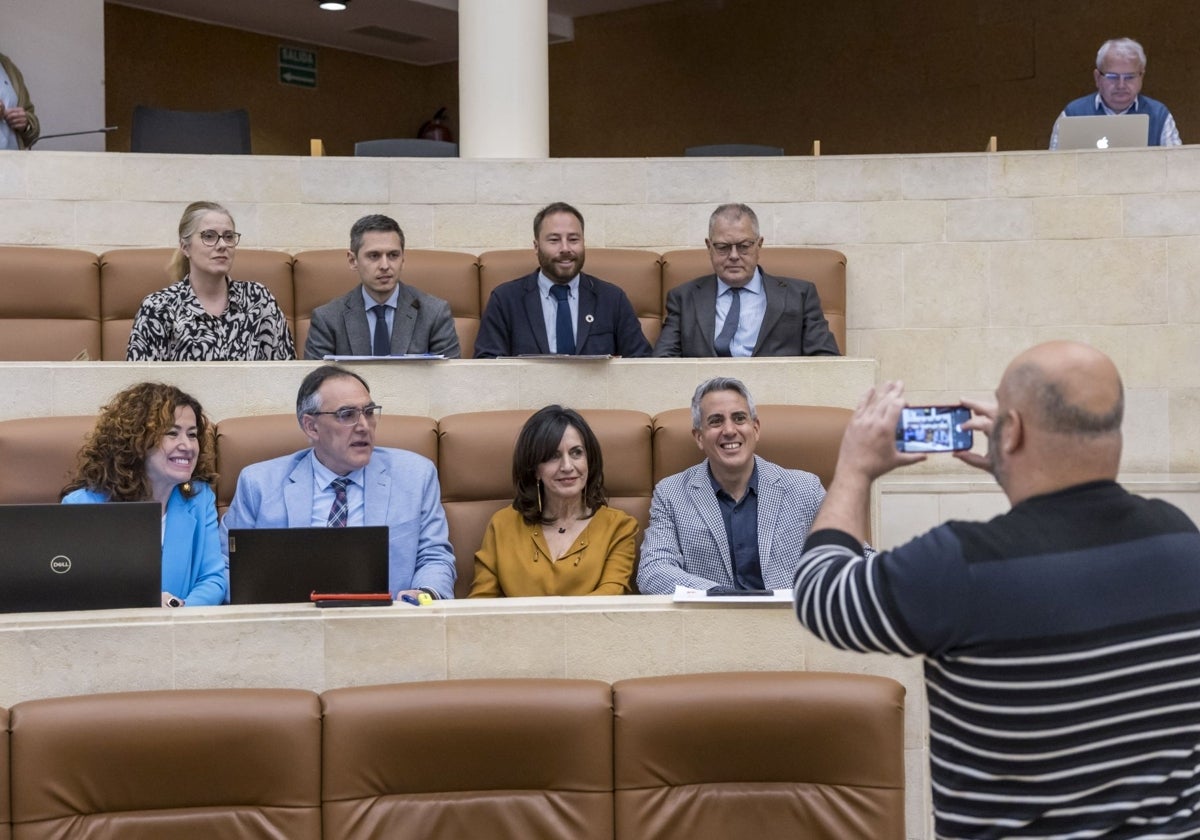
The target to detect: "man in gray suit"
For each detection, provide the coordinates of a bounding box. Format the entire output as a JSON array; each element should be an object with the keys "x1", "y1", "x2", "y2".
[
  {"x1": 637, "y1": 377, "x2": 830, "y2": 594},
  {"x1": 304, "y1": 214, "x2": 461, "y2": 359},
  {"x1": 653, "y1": 203, "x2": 839, "y2": 357}
]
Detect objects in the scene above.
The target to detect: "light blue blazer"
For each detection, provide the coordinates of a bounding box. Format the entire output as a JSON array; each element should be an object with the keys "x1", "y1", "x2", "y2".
[
  {"x1": 220, "y1": 447, "x2": 457, "y2": 599},
  {"x1": 62, "y1": 482, "x2": 229, "y2": 605}
]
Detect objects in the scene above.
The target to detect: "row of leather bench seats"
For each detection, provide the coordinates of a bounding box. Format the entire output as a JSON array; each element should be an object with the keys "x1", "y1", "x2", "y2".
[
  {"x1": 0, "y1": 244, "x2": 847, "y2": 359},
  {"x1": 0, "y1": 405, "x2": 852, "y2": 598},
  {"x1": 0, "y1": 672, "x2": 905, "y2": 840}
]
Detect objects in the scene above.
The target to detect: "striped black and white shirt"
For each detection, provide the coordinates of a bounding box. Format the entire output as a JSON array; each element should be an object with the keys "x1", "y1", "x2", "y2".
[{"x1": 794, "y1": 480, "x2": 1200, "y2": 839}]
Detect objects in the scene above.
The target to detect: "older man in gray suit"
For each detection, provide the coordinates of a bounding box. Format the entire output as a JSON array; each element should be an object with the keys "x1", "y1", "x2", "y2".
[
  {"x1": 637, "y1": 377, "x2": 832, "y2": 594},
  {"x1": 653, "y1": 203, "x2": 839, "y2": 358},
  {"x1": 304, "y1": 214, "x2": 461, "y2": 359}
]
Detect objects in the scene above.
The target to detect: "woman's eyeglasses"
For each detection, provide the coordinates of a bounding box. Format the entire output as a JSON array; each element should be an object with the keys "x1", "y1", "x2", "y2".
[{"x1": 196, "y1": 230, "x2": 242, "y2": 247}]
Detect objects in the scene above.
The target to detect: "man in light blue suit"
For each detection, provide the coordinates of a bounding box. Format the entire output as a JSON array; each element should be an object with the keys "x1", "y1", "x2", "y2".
[
  {"x1": 221, "y1": 365, "x2": 456, "y2": 600},
  {"x1": 637, "y1": 377, "x2": 830, "y2": 595}
]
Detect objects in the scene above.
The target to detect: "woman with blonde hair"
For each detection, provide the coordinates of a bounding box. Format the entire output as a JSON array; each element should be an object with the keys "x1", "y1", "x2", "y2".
[
  {"x1": 127, "y1": 200, "x2": 295, "y2": 360},
  {"x1": 62, "y1": 382, "x2": 227, "y2": 606}
]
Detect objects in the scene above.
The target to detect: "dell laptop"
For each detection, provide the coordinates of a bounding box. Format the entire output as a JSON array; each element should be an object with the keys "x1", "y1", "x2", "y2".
[
  {"x1": 1056, "y1": 113, "x2": 1150, "y2": 150},
  {"x1": 0, "y1": 502, "x2": 162, "y2": 613},
  {"x1": 227, "y1": 526, "x2": 390, "y2": 604}
]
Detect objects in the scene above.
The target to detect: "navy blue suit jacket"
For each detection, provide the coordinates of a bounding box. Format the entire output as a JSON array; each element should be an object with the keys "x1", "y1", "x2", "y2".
[{"x1": 473, "y1": 272, "x2": 651, "y2": 358}]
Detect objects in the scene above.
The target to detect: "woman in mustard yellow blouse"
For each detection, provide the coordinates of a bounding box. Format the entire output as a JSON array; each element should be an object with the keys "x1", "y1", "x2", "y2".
[{"x1": 470, "y1": 406, "x2": 637, "y2": 597}]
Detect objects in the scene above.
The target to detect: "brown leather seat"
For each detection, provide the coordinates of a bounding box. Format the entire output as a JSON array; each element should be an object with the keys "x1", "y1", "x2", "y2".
[
  {"x1": 612, "y1": 671, "x2": 906, "y2": 840},
  {"x1": 437, "y1": 409, "x2": 653, "y2": 598},
  {"x1": 292, "y1": 249, "x2": 480, "y2": 356},
  {"x1": 0, "y1": 416, "x2": 96, "y2": 503},
  {"x1": 659, "y1": 247, "x2": 847, "y2": 354},
  {"x1": 98, "y1": 248, "x2": 296, "y2": 359},
  {"x1": 0, "y1": 674, "x2": 905, "y2": 839},
  {"x1": 478, "y1": 248, "x2": 662, "y2": 348},
  {"x1": 214, "y1": 413, "x2": 439, "y2": 512},
  {"x1": 8, "y1": 688, "x2": 322, "y2": 839},
  {"x1": 321, "y1": 679, "x2": 614, "y2": 840},
  {"x1": 0, "y1": 247, "x2": 100, "y2": 360}
]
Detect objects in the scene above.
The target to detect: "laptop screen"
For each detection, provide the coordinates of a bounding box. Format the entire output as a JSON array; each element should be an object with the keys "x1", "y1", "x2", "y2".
[
  {"x1": 0, "y1": 502, "x2": 162, "y2": 613},
  {"x1": 227, "y1": 526, "x2": 390, "y2": 604},
  {"x1": 1056, "y1": 113, "x2": 1150, "y2": 150}
]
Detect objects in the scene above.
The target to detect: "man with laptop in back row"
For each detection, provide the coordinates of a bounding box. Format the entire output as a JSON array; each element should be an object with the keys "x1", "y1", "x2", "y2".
[
  {"x1": 1050, "y1": 37, "x2": 1181, "y2": 149},
  {"x1": 220, "y1": 365, "x2": 457, "y2": 601}
]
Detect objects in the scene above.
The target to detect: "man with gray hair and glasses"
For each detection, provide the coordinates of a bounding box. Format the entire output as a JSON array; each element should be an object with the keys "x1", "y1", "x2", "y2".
[
  {"x1": 1050, "y1": 37, "x2": 1181, "y2": 148},
  {"x1": 637, "y1": 376, "x2": 844, "y2": 594},
  {"x1": 653, "y1": 203, "x2": 839, "y2": 358},
  {"x1": 221, "y1": 365, "x2": 456, "y2": 600}
]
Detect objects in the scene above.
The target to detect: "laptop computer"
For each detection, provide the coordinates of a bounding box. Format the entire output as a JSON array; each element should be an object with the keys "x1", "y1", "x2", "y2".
[
  {"x1": 1056, "y1": 113, "x2": 1150, "y2": 150},
  {"x1": 227, "y1": 526, "x2": 390, "y2": 604},
  {"x1": 0, "y1": 502, "x2": 162, "y2": 613}
]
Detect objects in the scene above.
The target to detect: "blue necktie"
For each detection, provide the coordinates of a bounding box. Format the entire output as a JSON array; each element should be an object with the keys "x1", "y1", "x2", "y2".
[
  {"x1": 550, "y1": 284, "x2": 575, "y2": 354},
  {"x1": 327, "y1": 477, "x2": 350, "y2": 527},
  {"x1": 370, "y1": 304, "x2": 390, "y2": 356},
  {"x1": 714, "y1": 288, "x2": 741, "y2": 357}
]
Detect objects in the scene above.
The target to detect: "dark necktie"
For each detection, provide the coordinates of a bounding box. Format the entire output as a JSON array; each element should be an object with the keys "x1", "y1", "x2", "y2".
[
  {"x1": 327, "y1": 477, "x2": 350, "y2": 527},
  {"x1": 550, "y1": 284, "x2": 575, "y2": 354},
  {"x1": 714, "y1": 287, "x2": 741, "y2": 357},
  {"x1": 370, "y1": 304, "x2": 390, "y2": 356}
]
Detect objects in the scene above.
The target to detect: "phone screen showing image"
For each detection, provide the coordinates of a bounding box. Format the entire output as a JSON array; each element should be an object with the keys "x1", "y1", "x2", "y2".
[{"x1": 895, "y1": 406, "x2": 973, "y2": 453}]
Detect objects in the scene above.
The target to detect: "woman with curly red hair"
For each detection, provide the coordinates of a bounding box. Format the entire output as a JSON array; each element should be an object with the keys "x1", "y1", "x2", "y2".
[{"x1": 61, "y1": 382, "x2": 228, "y2": 606}]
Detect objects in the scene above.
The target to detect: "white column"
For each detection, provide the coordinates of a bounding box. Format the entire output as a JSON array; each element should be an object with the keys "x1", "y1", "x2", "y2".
[{"x1": 458, "y1": 0, "x2": 549, "y2": 159}]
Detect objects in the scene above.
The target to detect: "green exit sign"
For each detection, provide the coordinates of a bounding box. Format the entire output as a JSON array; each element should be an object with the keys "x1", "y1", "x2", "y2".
[{"x1": 279, "y1": 46, "x2": 317, "y2": 89}]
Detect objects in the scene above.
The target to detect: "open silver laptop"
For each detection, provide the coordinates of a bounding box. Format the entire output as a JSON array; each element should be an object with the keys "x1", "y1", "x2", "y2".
[
  {"x1": 1056, "y1": 114, "x2": 1150, "y2": 150},
  {"x1": 0, "y1": 502, "x2": 162, "y2": 613}
]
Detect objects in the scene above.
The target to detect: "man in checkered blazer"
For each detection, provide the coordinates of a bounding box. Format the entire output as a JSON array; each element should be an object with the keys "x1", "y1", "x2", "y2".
[{"x1": 637, "y1": 377, "x2": 828, "y2": 594}]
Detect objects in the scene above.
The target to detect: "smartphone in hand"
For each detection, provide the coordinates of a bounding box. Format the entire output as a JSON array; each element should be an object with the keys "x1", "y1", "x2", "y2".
[{"x1": 896, "y1": 405, "x2": 973, "y2": 453}]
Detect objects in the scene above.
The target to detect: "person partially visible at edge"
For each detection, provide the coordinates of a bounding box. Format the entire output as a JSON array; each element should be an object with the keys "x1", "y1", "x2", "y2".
[
  {"x1": 62, "y1": 382, "x2": 228, "y2": 607},
  {"x1": 0, "y1": 53, "x2": 39, "y2": 150},
  {"x1": 793, "y1": 340, "x2": 1200, "y2": 837},
  {"x1": 473, "y1": 201, "x2": 652, "y2": 358},
  {"x1": 127, "y1": 201, "x2": 296, "y2": 360},
  {"x1": 470, "y1": 405, "x2": 637, "y2": 597},
  {"x1": 304, "y1": 213, "x2": 461, "y2": 359},
  {"x1": 1049, "y1": 37, "x2": 1181, "y2": 148}
]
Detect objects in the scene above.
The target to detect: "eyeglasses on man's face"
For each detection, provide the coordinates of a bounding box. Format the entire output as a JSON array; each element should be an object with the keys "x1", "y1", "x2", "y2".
[
  {"x1": 308, "y1": 404, "x2": 383, "y2": 425},
  {"x1": 1099, "y1": 71, "x2": 1141, "y2": 84},
  {"x1": 709, "y1": 240, "x2": 759, "y2": 257},
  {"x1": 196, "y1": 230, "x2": 242, "y2": 247}
]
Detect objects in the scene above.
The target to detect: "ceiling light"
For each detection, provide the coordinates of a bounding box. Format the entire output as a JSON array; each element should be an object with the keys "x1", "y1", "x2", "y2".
[{"x1": 318, "y1": 1, "x2": 348, "y2": 10}]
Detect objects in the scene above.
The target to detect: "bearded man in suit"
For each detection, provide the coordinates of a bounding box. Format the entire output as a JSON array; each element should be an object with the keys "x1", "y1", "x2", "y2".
[{"x1": 473, "y1": 202, "x2": 651, "y2": 358}]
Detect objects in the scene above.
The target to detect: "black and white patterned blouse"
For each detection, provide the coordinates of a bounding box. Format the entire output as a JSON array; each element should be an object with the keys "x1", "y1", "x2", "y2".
[{"x1": 126, "y1": 277, "x2": 296, "y2": 361}]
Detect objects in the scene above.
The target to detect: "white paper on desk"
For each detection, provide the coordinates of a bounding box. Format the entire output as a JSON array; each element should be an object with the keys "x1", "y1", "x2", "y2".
[
  {"x1": 323, "y1": 354, "x2": 446, "y2": 361},
  {"x1": 511, "y1": 354, "x2": 614, "y2": 360},
  {"x1": 672, "y1": 585, "x2": 794, "y2": 603}
]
